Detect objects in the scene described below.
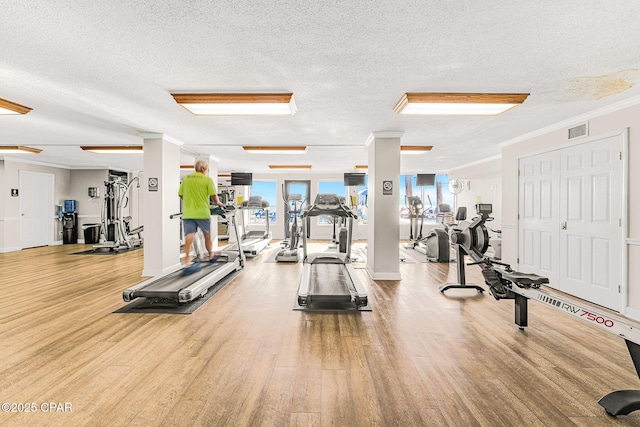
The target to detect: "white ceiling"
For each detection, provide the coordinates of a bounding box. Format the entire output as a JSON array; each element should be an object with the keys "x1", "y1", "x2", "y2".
[{"x1": 2, "y1": 1, "x2": 640, "y2": 175}]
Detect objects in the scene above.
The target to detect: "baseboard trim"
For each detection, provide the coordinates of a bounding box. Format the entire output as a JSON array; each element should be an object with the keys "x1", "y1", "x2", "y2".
[
  {"x1": 0, "y1": 246, "x2": 21, "y2": 253},
  {"x1": 624, "y1": 307, "x2": 640, "y2": 322},
  {"x1": 366, "y1": 267, "x2": 402, "y2": 281}
]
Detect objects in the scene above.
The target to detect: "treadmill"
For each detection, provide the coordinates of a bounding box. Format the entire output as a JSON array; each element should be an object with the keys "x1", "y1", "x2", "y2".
[
  {"x1": 227, "y1": 196, "x2": 272, "y2": 257},
  {"x1": 294, "y1": 194, "x2": 370, "y2": 311},
  {"x1": 122, "y1": 207, "x2": 245, "y2": 304}
]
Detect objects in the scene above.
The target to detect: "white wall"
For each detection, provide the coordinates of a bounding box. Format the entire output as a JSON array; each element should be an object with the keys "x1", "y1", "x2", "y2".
[
  {"x1": 0, "y1": 160, "x2": 6, "y2": 250},
  {"x1": 68, "y1": 169, "x2": 108, "y2": 236},
  {"x1": 501, "y1": 101, "x2": 640, "y2": 314},
  {"x1": 0, "y1": 161, "x2": 144, "y2": 251},
  {"x1": 0, "y1": 158, "x2": 71, "y2": 250},
  {"x1": 449, "y1": 157, "x2": 502, "y2": 229}
]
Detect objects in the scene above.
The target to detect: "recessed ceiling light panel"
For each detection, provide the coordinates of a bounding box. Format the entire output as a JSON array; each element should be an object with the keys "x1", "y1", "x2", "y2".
[
  {"x1": 394, "y1": 93, "x2": 529, "y2": 115},
  {"x1": 0, "y1": 145, "x2": 41, "y2": 154},
  {"x1": 268, "y1": 165, "x2": 312, "y2": 170},
  {"x1": 81, "y1": 146, "x2": 143, "y2": 154},
  {"x1": 243, "y1": 146, "x2": 306, "y2": 154},
  {"x1": 0, "y1": 98, "x2": 32, "y2": 115},
  {"x1": 172, "y1": 93, "x2": 297, "y2": 115},
  {"x1": 401, "y1": 145, "x2": 433, "y2": 154}
]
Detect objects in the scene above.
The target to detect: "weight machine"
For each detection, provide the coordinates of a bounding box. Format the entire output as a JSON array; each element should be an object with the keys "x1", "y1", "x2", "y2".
[{"x1": 93, "y1": 176, "x2": 143, "y2": 252}]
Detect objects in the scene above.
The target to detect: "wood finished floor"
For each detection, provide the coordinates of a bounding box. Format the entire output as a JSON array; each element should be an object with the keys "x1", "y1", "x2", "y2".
[{"x1": 1, "y1": 242, "x2": 640, "y2": 426}]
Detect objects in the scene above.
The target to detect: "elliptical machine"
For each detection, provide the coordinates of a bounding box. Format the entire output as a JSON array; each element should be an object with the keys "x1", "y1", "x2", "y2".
[
  {"x1": 276, "y1": 192, "x2": 305, "y2": 262},
  {"x1": 328, "y1": 196, "x2": 350, "y2": 253},
  {"x1": 406, "y1": 195, "x2": 451, "y2": 262},
  {"x1": 406, "y1": 195, "x2": 426, "y2": 246}
]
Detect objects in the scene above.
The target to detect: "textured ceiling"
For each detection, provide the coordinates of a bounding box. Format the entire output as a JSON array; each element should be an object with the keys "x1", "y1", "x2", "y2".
[{"x1": 1, "y1": 1, "x2": 640, "y2": 174}]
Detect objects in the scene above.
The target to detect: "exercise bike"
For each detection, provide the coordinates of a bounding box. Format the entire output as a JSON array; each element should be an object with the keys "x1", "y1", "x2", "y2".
[{"x1": 424, "y1": 204, "x2": 468, "y2": 263}]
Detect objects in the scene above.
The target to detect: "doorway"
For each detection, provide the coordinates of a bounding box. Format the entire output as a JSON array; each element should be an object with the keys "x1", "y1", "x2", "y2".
[
  {"x1": 20, "y1": 171, "x2": 55, "y2": 249},
  {"x1": 518, "y1": 130, "x2": 626, "y2": 311}
]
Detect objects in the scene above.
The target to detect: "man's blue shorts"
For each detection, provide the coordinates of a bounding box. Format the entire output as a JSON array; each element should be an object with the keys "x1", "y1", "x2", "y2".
[{"x1": 183, "y1": 218, "x2": 211, "y2": 235}]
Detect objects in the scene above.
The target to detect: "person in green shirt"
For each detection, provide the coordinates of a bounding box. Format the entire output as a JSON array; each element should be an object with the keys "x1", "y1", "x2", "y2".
[{"x1": 178, "y1": 159, "x2": 225, "y2": 267}]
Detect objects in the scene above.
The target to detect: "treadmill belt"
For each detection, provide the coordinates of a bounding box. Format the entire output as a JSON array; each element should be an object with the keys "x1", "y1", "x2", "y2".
[
  {"x1": 135, "y1": 262, "x2": 225, "y2": 298},
  {"x1": 115, "y1": 270, "x2": 240, "y2": 314},
  {"x1": 310, "y1": 263, "x2": 350, "y2": 297}
]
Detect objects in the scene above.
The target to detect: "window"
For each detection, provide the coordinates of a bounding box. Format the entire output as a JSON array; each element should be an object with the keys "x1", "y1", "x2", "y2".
[
  {"x1": 399, "y1": 174, "x2": 454, "y2": 225},
  {"x1": 356, "y1": 175, "x2": 368, "y2": 224},
  {"x1": 248, "y1": 181, "x2": 277, "y2": 224},
  {"x1": 317, "y1": 181, "x2": 346, "y2": 225}
]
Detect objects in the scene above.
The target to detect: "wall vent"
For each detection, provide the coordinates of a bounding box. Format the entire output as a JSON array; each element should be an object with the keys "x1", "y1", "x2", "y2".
[{"x1": 568, "y1": 122, "x2": 588, "y2": 140}]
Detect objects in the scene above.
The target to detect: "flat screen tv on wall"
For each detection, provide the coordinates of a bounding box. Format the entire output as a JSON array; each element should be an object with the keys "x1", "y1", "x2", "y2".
[
  {"x1": 231, "y1": 172, "x2": 253, "y2": 186},
  {"x1": 344, "y1": 172, "x2": 366, "y2": 186},
  {"x1": 416, "y1": 173, "x2": 436, "y2": 186}
]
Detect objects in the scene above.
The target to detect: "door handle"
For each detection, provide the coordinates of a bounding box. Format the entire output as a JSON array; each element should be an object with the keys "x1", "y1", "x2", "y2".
[{"x1": 561, "y1": 221, "x2": 567, "y2": 230}]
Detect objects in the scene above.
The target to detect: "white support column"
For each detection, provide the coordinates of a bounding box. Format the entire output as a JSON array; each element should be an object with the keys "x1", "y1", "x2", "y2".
[
  {"x1": 141, "y1": 133, "x2": 182, "y2": 277},
  {"x1": 200, "y1": 155, "x2": 220, "y2": 250},
  {"x1": 366, "y1": 131, "x2": 403, "y2": 280}
]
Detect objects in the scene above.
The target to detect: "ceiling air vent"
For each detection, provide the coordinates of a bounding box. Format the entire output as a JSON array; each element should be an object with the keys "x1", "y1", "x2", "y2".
[{"x1": 568, "y1": 122, "x2": 588, "y2": 140}]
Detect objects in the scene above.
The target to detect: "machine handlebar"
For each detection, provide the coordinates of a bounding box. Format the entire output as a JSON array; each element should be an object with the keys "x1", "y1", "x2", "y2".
[{"x1": 169, "y1": 205, "x2": 233, "y2": 220}]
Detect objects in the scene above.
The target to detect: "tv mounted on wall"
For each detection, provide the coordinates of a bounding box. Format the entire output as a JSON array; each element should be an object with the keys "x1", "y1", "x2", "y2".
[
  {"x1": 230, "y1": 172, "x2": 253, "y2": 186},
  {"x1": 344, "y1": 172, "x2": 366, "y2": 186},
  {"x1": 416, "y1": 173, "x2": 436, "y2": 186}
]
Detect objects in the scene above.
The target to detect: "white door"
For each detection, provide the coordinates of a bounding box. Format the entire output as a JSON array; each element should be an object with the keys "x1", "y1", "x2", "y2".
[
  {"x1": 20, "y1": 171, "x2": 54, "y2": 248},
  {"x1": 518, "y1": 151, "x2": 560, "y2": 285},
  {"x1": 559, "y1": 135, "x2": 623, "y2": 310}
]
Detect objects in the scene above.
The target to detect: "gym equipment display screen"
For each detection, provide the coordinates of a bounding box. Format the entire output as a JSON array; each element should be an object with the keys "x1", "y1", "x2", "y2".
[
  {"x1": 344, "y1": 173, "x2": 366, "y2": 186},
  {"x1": 416, "y1": 173, "x2": 435, "y2": 186},
  {"x1": 231, "y1": 172, "x2": 253, "y2": 186}
]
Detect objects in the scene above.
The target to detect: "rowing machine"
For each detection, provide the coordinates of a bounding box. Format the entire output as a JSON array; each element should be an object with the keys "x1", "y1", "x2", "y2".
[{"x1": 445, "y1": 203, "x2": 640, "y2": 416}]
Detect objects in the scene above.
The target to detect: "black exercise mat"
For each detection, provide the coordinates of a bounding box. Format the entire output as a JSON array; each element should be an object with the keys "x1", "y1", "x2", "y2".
[
  {"x1": 113, "y1": 271, "x2": 240, "y2": 314},
  {"x1": 73, "y1": 246, "x2": 143, "y2": 255}
]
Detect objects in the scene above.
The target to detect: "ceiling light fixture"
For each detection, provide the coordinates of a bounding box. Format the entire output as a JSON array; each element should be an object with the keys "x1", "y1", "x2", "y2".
[
  {"x1": 243, "y1": 146, "x2": 306, "y2": 154},
  {"x1": 401, "y1": 145, "x2": 433, "y2": 154},
  {"x1": 0, "y1": 98, "x2": 32, "y2": 115},
  {"x1": 0, "y1": 145, "x2": 41, "y2": 154},
  {"x1": 268, "y1": 165, "x2": 312, "y2": 170},
  {"x1": 172, "y1": 93, "x2": 297, "y2": 115},
  {"x1": 81, "y1": 146, "x2": 143, "y2": 154},
  {"x1": 394, "y1": 93, "x2": 529, "y2": 115}
]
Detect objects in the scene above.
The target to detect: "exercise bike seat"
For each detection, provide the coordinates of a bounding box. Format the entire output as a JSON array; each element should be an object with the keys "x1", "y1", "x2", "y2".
[{"x1": 497, "y1": 268, "x2": 549, "y2": 289}]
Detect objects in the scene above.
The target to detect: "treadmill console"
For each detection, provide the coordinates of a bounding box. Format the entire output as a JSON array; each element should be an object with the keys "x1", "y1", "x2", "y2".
[
  {"x1": 314, "y1": 193, "x2": 341, "y2": 208},
  {"x1": 476, "y1": 203, "x2": 493, "y2": 219}
]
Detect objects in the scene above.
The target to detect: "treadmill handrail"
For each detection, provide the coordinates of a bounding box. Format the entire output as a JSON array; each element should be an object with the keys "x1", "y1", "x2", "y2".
[{"x1": 301, "y1": 202, "x2": 357, "y2": 219}]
